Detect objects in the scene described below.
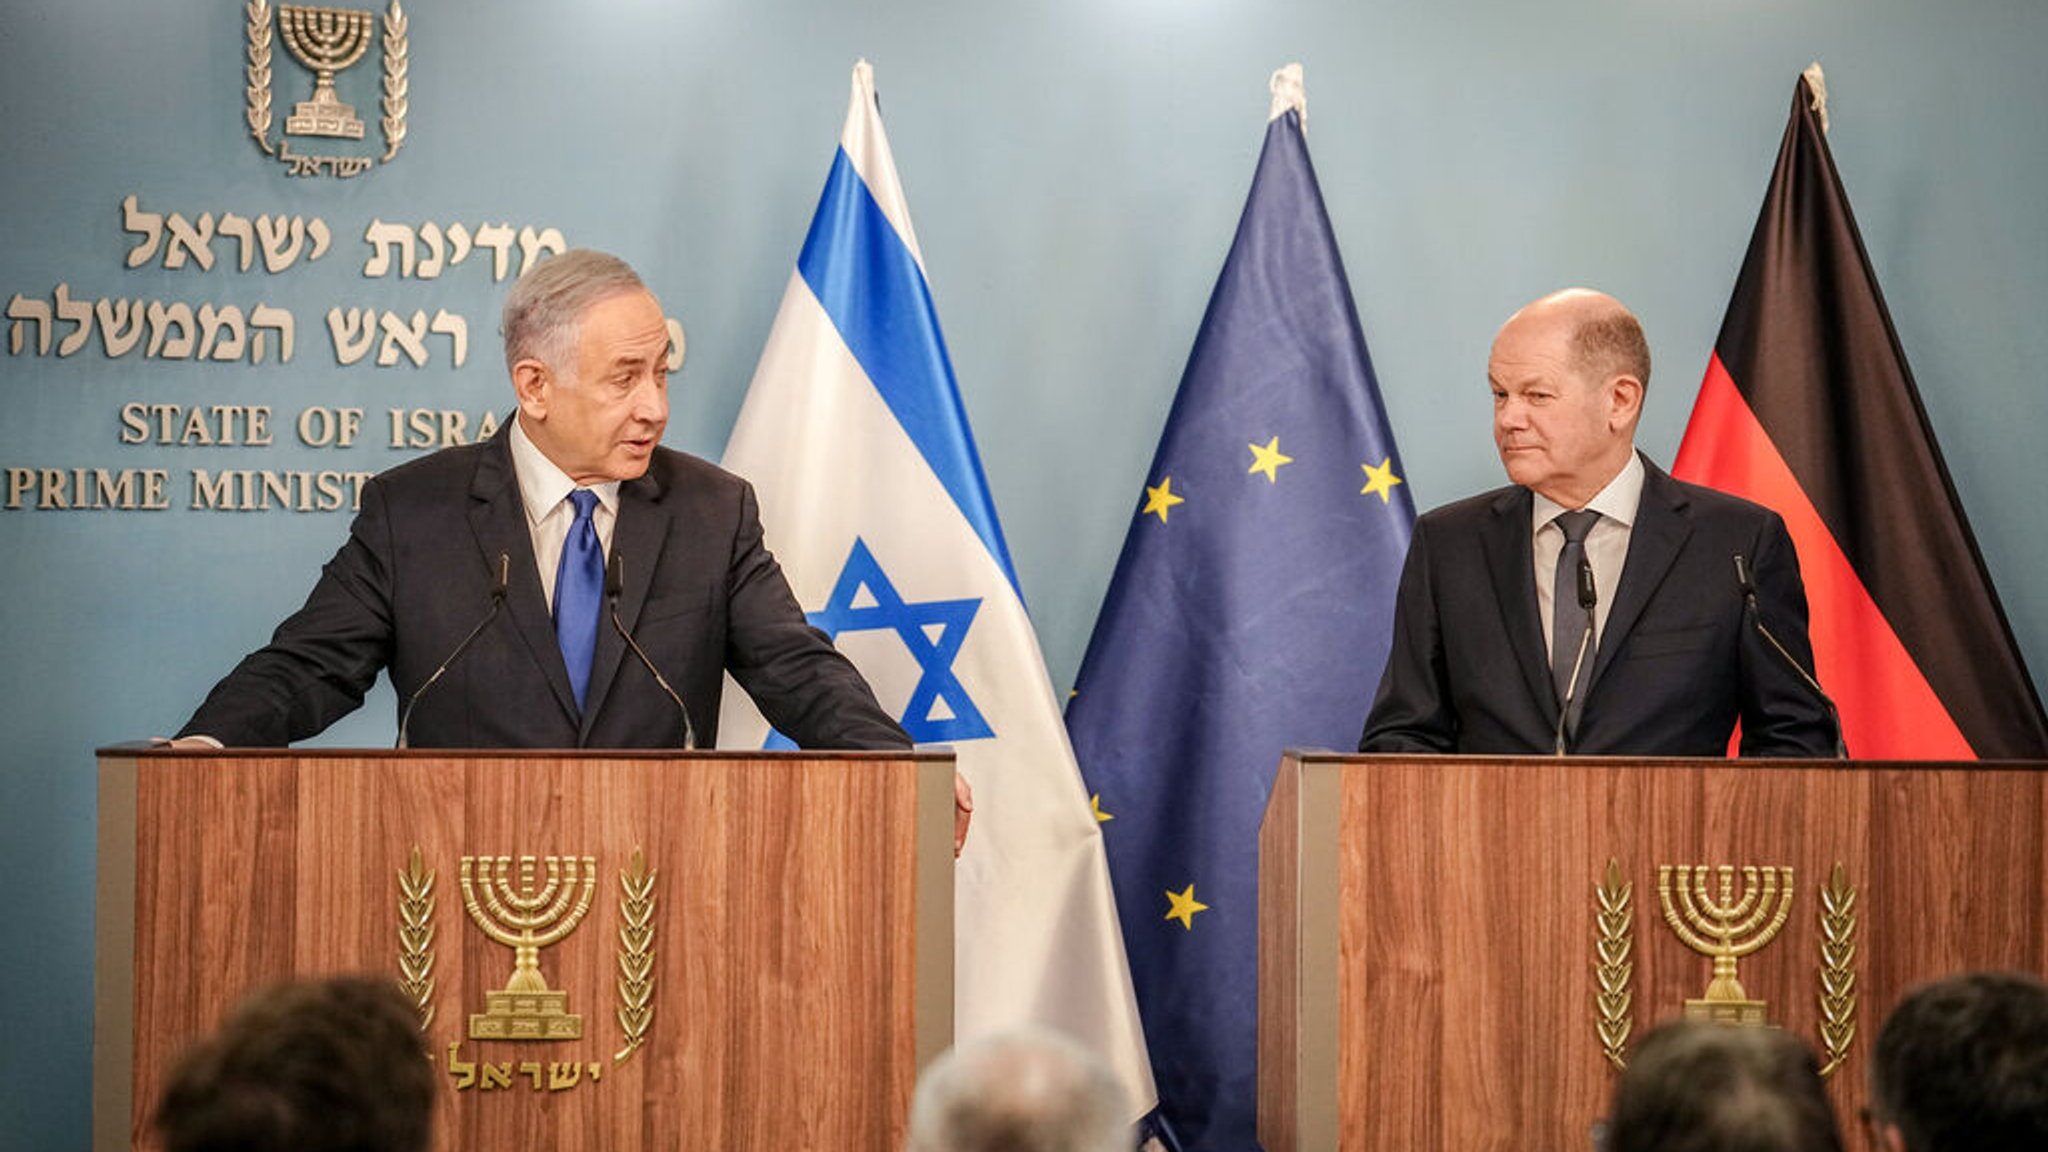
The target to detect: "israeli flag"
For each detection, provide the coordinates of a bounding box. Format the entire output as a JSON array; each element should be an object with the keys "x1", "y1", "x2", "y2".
[{"x1": 719, "y1": 61, "x2": 1156, "y2": 1115}]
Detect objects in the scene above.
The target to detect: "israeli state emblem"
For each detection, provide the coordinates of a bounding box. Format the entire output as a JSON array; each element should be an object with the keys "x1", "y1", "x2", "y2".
[{"x1": 243, "y1": 1, "x2": 409, "y2": 177}]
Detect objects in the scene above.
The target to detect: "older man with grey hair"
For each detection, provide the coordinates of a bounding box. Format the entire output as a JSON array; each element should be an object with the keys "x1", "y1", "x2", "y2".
[
  {"x1": 174, "y1": 251, "x2": 964, "y2": 834},
  {"x1": 906, "y1": 1029, "x2": 1131, "y2": 1152},
  {"x1": 1361, "y1": 287, "x2": 1837, "y2": 758}
]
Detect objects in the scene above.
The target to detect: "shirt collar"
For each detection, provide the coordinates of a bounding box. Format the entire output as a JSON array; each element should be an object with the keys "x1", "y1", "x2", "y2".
[
  {"x1": 509, "y1": 416, "x2": 619, "y2": 526},
  {"x1": 1531, "y1": 450, "x2": 1645, "y2": 533}
]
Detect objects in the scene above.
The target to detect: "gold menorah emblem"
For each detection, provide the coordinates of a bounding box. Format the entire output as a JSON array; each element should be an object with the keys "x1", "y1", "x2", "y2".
[
  {"x1": 1657, "y1": 864, "x2": 1795, "y2": 1026},
  {"x1": 277, "y1": 4, "x2": 375, "y2": 139},
  {"x1": 1594, "y1": 859, "x2": 1859, "y2": 1073},
  {"x1": 461, "y1": 854, "x2": 598, "y2": 1040}
]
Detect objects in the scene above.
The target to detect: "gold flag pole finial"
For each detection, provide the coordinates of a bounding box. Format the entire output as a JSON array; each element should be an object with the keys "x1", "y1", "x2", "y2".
[
  {"x1": 1269, "y1": 63, "x2": 1307, "y2": 135},
  {"x1": 1803, "y1": 62, "x2": 1830, "y2": 135}
]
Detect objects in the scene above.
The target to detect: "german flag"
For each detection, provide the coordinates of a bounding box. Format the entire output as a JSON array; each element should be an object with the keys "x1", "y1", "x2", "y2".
[{"x1": 1673, "y1": 68, "x2": 2048, "y2": 759}]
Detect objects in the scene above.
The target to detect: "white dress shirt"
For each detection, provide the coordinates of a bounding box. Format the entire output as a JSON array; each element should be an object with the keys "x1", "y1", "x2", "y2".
[
  {"x1": 508, "y1": 418, "x2": 620, "y2": 611},
  {"x1": 1531, "y1": 451, "x2": 1645, "y2": 661}
]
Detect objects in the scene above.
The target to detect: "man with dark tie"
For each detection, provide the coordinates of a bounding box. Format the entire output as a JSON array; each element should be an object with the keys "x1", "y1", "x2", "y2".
[
  {"x1": 1359, "y1": 288, "x2": 1835, "y2": 756},
  {"x1": 175, "y1": 249, "x2": 971, "y2": 842}
]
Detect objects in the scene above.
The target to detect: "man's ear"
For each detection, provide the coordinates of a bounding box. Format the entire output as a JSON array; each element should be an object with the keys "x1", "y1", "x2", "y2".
[
  {"x1": 511, "y1": 358, "x2": 550, "y2": 420},
  {"x1": 1608, "y1": 374, "x2": 1645, "y2": 431}
]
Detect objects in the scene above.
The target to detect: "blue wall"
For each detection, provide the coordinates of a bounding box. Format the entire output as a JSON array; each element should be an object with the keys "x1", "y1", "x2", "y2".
[{"x1": 5, "y1": 2, "x2": 2045, "y2": 1144}]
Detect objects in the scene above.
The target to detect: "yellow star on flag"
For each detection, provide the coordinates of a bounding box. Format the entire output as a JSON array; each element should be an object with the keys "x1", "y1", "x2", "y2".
[
  {"x1": 1247, "y1": 437, "x2": 1293, "y2": 483},
  {"x1": 1164, "y1": 884, "x2": 1209, "y2": 930},
  {"x1": 1142, "y1": 477, "x2": 1185, "y2": 523},
  {"x1": 1090, "y1": 793, "x2": 1113, "y2": 823},
  {"x1": 1360, "y1": 457, "x2": 1404, "y2": 504}
]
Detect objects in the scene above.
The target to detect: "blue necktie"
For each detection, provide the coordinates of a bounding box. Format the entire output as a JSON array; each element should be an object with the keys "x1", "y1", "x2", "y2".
[{"x1": 554, "y1": 489, "x2": 604, "y2": 711}]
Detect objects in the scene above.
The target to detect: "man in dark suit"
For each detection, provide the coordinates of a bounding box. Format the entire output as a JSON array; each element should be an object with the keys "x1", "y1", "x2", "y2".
[
  {"x1": 178, "y1": 251, "x2": 971, "y2": 836},
  {"x1": 1360, "y1": 288, "x2": 1836, "y2": 756}
]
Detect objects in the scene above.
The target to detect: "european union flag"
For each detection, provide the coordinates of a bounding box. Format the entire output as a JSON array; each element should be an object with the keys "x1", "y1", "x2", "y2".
[{"x1": 1066, "y1": 70, "x2": 1415, "y2": 1152}]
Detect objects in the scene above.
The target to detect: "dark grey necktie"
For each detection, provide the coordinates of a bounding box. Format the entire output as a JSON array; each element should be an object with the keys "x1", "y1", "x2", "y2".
[{"x1": 1551, "y1": 510, "x2": 1600, "y2": 724}]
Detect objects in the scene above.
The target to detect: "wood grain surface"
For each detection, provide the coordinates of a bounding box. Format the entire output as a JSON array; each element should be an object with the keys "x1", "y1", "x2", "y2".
[
  {"x1": 1260, "y1": 753, "x2": 2047, "y2": 1152},
  {"x1": 98, "y1": 748, "x2": 954, "y2": 1152}
]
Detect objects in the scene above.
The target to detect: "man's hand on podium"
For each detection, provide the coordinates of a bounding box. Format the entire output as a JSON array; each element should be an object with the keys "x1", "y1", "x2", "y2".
[
  {"x1": 151, "y1": 735, "x2": 223, "y2": 750},
  {"x1": 955, "y1": 770, "x2": 973, "y2": 858}
]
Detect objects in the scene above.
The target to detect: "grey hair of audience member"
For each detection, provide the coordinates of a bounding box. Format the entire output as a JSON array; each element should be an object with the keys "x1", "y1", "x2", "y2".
[
  {"x1": 500, "y1": 248, "x2": 649, "y2": 376},
  {"x1": 1870, "y1": 969, "x2": 2048, "y2": 1152},
  {"x1": 1604, "y1": 1019, "x2": 1844, "y2": 1152},
  {"x1": 905, "y1": 1028, "x2": 1130, "y2": 1152}
]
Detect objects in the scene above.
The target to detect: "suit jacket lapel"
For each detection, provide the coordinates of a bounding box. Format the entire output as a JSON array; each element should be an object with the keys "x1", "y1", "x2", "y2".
[
  {"x1": 1591, "y1": 456, "x2": 1691, "y2": 687},
  {"x1": 470, "y1": 424, "x2": 583, "y2": 725},
  {"x1": 576, "y1": 464, "x2": 672, "y2": 741},
  {"x1": 1481, "y1": 486, "x2": 1558, "y2": 719}
]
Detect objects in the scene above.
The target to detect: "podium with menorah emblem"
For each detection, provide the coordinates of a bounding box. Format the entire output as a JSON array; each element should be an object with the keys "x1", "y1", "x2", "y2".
[
  {"x1": 94, "y1": 747, "x2": 955, "y2": 1152},
  {"x1": 1256, "y1": 751, "x2": 2048, "y2": 1152}
]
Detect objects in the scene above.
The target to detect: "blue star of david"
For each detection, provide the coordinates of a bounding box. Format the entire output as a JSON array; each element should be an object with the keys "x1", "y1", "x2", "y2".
[{"x1": 763, "y1": 537, "x2": 991, "y2": 748}]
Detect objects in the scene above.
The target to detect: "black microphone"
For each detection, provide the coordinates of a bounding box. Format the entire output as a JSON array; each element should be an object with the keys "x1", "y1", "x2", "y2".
[
  {"x1": 1554, "y1": 556, "x2": 1598, "y2": 756},
  {"x1": 1733, "y1": 553, "x2": 1847, "y2": 758},
  {"x1": 607, "y1": 551, "x2": 695, "y2": 750},
  {"x1": 397, "y1": 552, "x2": 509, "y2": 750}
]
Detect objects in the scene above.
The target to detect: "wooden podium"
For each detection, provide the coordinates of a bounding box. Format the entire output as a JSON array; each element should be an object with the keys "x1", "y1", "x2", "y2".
[
  {"x1": 95, "y1": 747, "x2": 956, "y2": 1152},
  {"x1": 1258, "y1": 752, "x2": 2048, "y2": 1152}
]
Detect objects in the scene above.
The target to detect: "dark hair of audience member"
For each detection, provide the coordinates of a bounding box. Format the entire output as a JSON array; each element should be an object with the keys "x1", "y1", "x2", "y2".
[
  {"x1": 154, "y1": 974, "x2": 435, "y2": 1152},
  {"x1": 1870, "y1": 970, "x2": 2048, "y2": 1152}
]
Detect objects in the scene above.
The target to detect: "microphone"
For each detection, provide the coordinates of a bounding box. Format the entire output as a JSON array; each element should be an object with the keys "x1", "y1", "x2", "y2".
[
  {"x1": 607, "y1": 551, "x2": 695, "y2": 750},
  {"x1": 397, "y1": 552, "x2": 509, "y2": 749},
  {"x1": 1733, "y1": 553, "x2": 1847, "y2": 758},
  {"x1": 1554, "y1": 556, "x2": 1598, "y2": 756}
]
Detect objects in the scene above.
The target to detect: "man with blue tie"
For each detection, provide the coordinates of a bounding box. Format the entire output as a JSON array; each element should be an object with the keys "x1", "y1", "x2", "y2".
[
  {"x1": 1359, "y1": 288, "x2": 1835, "y2": 757},
  {"x1": 177, "y1": 250, "x2": 932, "y2": 768}
]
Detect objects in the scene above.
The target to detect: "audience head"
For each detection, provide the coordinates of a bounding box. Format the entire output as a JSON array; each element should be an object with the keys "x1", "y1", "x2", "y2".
[
  {"x1": 905, "y1": 1027, "x2": 1130, "y2": 1152},
  {"x1": 1605, "y1": 1019, "x2": 1843, "y2": 1152},
  {"x1": 154, "y1": 974, "x2": 435, "y2": 1152},
  {"x1": 1868, "y1": 969, "x2": 2048, "y2": 1152}
]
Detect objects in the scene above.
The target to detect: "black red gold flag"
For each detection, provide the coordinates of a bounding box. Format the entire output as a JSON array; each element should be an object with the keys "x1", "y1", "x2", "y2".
[{"x1": 1673, "y1": 69, "x2": 2048, "y2": 759}]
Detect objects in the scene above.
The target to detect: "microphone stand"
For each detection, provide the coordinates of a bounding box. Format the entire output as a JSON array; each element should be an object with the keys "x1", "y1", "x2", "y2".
[
  {"x1": 1733, "y1": 553, "x2": 1847, "y2": 758},
  {"x1": 397, "y1": 553, "x2": 509, "y2": 749},
  {"x1": 607, "y1": 552, "x2": 695, "y2": 750},
  {"x1": 1554, "y1": 556, "x2": 1598, "y2": 756}
]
